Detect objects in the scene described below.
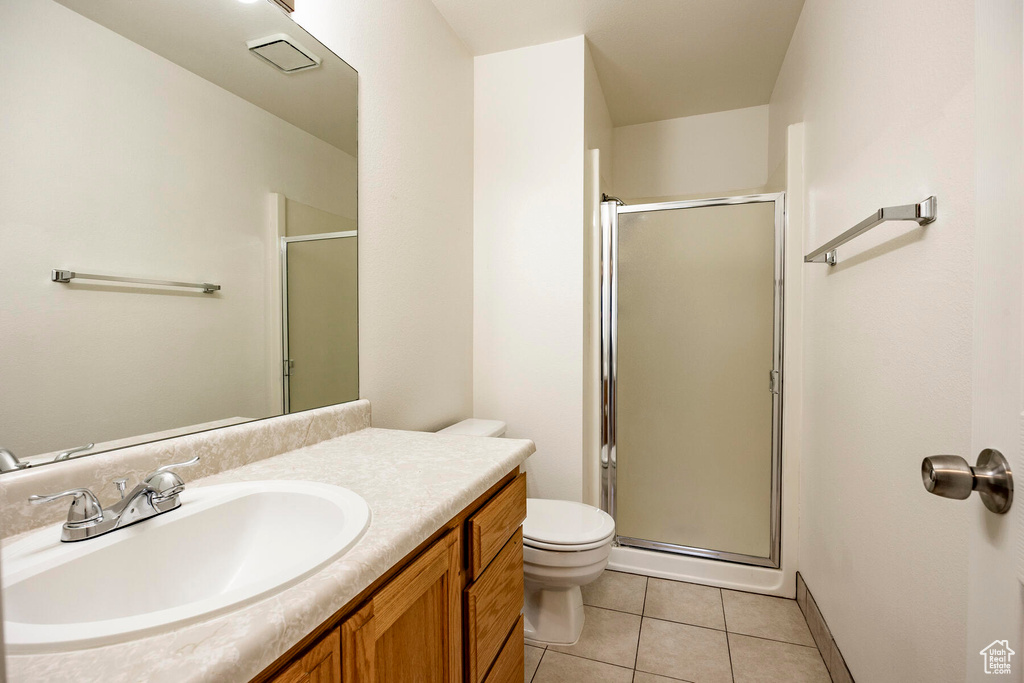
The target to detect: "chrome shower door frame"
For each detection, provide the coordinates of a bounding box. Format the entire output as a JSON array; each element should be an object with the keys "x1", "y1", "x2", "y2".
[{"x1": 600, "y1": 193, "x2": 786, "y2": 568}]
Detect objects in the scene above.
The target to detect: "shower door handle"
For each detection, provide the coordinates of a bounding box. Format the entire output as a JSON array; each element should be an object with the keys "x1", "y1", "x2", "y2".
[{"x1": 768, "y1": 370, "x2": 780, "y2": 395}]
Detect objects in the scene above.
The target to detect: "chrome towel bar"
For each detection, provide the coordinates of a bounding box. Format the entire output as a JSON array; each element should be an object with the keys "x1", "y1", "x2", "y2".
[
  {"x1": 51, "y1": 269, "x2": 221, "y2": 293},
  {"x1": 804, "y1": 196, "x2": 937, "y2": 265}
]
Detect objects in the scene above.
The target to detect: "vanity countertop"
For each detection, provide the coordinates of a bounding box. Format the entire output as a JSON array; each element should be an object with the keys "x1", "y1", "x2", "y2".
[{"x1": 5, "y1": 427, "x2": 535, "y2": 683}]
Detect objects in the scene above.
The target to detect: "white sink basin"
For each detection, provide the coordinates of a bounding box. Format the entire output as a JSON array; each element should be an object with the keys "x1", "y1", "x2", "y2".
[{"x1": 2, "y1": 480, "x2": 370, "y2": 653}]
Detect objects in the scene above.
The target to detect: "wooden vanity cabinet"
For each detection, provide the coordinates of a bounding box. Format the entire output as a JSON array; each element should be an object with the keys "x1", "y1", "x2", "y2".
[
  {"x1": 259, "y1": 470, "x2": 526, "y2": 683},
  {"x1": 341, "y1": 530, "x2": 462, "y2": 682},
  {"x1": 271, "y1": 627, "x2": 341, "y2": 683}
]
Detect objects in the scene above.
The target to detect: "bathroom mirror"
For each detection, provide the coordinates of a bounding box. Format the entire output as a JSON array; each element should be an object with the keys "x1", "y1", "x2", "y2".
[{"x1": 0, "y1": 0, "x2": 358, "y2": 472}]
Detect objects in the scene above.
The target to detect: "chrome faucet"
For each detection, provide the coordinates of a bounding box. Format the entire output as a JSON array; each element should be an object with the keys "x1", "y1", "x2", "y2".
[
  {"x1": 0, "y1": 447, "x2": 28, "y2": 473},
  {"x1": 29, "y1": 456, "x2": 200, "y2": 542}
]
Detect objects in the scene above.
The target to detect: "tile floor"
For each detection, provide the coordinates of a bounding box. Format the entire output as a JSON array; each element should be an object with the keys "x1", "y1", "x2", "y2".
[{"x1": 525, "y1": 571, "x2": 831, "y2": 683}]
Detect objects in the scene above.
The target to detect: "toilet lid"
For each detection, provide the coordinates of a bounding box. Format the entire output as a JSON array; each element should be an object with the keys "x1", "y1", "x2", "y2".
[{"x1": 524, "y1": 498, "x2": 616, "y2": 546}]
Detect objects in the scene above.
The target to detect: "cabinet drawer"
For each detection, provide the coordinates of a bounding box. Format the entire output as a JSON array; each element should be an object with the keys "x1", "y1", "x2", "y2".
[
  {"x1": 467, "y1": 473, "x2": 526, "y2": 580},
  {"x1": 465, "y1": 529, "x2": 524, "y2": 683},
  {"x1": 482, "y1": 614, "x2": 524, "y2": 683},
  {"x1": 270, "y1": 627, "x2": 340, "y2": 683}
]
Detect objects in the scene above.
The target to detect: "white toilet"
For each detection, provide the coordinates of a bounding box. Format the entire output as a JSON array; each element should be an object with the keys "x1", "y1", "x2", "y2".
[
  {"x1": 520, "y1": 498, "x2": 615, "y2": 645},
  {"x1": 438, "y1": 418, "x2": 616, "y2": 646}
]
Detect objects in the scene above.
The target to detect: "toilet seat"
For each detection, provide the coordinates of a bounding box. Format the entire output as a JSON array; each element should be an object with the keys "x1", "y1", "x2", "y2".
[
  {"x1": 523, "y1": 533, "x2": 615, "y2": 553},
  {"x1": 524, "y1": 498, "x2": 616, "y2": 548}
]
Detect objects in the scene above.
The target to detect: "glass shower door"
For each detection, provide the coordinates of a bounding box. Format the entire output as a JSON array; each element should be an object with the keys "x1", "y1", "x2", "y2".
[
  {"x1": 603, "y1": 194, "x2": 784, "y2": 566},
  {"x1": 282, "y1": 234, "x2": 358, "y2": 413}
]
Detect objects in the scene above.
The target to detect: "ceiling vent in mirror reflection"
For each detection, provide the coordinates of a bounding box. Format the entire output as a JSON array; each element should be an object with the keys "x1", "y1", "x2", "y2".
[{"x1": 247, "y1": 34, "x2": 321, "y2": 73}]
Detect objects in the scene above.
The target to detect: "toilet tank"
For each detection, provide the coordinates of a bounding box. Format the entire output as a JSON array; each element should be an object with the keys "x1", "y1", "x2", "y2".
[{"x1": 437, "y1": 418, "x2": 507, "y2": 438}]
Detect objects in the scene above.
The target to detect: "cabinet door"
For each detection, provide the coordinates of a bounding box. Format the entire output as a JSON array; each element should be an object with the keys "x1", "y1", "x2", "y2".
[
  {"x1": 341, "y1": 530, "x2": 462, "y2": 683},
  {"x1": 270, "y1": 628, "x2": 340, "y2": 683}
]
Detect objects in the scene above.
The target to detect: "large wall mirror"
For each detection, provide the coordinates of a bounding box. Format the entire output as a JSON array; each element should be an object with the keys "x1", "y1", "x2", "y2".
[{"x1": 0, "y1": 0, "x2": 358, "y2": 472}]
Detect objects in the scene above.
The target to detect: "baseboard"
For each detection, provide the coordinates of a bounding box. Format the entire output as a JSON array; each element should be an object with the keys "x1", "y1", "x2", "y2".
[{"x1": 796, "y1": 572, "x2": 855, "y2": 683}]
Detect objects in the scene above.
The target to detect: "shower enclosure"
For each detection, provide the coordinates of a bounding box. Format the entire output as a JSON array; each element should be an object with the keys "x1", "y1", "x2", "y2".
[
  {"x1": 281, "y1": 231, "x2": 359, "y2": 414},
  {"x1": 601, "y1": 193, "x2": 785, "y2": 567}
]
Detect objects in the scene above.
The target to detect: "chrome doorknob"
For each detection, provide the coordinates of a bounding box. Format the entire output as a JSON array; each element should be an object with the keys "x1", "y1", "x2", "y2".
[{"x1": 921, "y1": 448, "x2": 1013, "y2": 514}]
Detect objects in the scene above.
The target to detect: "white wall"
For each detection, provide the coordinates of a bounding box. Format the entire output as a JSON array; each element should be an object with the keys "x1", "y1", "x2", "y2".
[
  {"x1": 474, "y1": 37, "x2": 585, "y2": 501},
  {"x1": 768, "y1": 0, "x2": 975, "y2": 681},
  {"x1": 585, "y1": 42, "x2": 614, "y2": 190},
  {"x1": 294, "y1": 0, "x2": 475, "y2": 432},
  {"x1": 612, "y1": 105, "x2": 769, "y2": 201},
  {"x1": 0, "y1": 0, "x2": 354, "y2": 456}
]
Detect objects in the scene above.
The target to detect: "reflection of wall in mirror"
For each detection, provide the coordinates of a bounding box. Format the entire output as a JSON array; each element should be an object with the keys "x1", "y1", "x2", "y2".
[{"x1": 0, "y1": 0, "x2": 356, "y2": 457}]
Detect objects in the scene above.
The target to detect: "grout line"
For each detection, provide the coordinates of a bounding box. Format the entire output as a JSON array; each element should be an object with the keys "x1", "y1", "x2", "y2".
[
  {"x1": 720, "y1": 588, "x2": 730, "y2": 632},
  {"x1": 547, "y1": 650, "x2": 635, "y2": 672},
  {"x1": 814, "y1": 647, "x2": 832, "y2": 682},
  {"x1": 584, "y1": 605, "x2": 645, "y2": 619},
  {"x1": 529, "y1": 647, "x2": 545, "y2": 683},
  {"x1": 726, "y1": 630, "x2": 821, "y2": 650},
  {"x1": 641, "y1": 614, "x2": 727, "y2": 634},
  {"x1": 634, "y1": 613, "x2": 645, "y2": 671},
  {"x1": 633, "y1": 577, "x2": 648, "y2": 670},
  {"x1": 719, "y1": 585, "x2": 797, "y2": 600},
  {"x1": 607, "y1": 569, "x2": 652, "y2": 580},
  {"x1": 632, "y1": 664, "x2": 698, "y2": 683},
  {"x1": 582, "y1": 603, "x2": 646, "y2": 618},
  {"x1": 640, "y1": 611, "x2": 820, "y2": 649},
  {"x1": 722, "y1": 590, "x2": 736, "y2": 683}
]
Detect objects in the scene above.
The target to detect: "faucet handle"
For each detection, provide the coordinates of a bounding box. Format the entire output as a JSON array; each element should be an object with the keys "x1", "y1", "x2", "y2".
[
  {"x1": 28, "y1": 488, "x2": 103, "y2": 527},
  {"x1": 144, "y1": 456, "x2": 200, "y2": 501},
  {"x1": 113, "y1": 478, "x2": 129, "y2": 500},
  {"x1": 54, "y1": 443, "x2": 95, "y2": 462},
  {"x1": 147, "y1": 455, "x2": 200, "y2": 478}
]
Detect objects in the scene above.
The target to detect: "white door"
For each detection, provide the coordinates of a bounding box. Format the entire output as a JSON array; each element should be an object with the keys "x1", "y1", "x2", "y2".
[{"x1": 966, "y1": 1, "x2": 1023, "y2": 680}]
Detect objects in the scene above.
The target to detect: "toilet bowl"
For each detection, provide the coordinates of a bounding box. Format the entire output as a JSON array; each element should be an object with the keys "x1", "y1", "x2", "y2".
[{"x1": 438, "y1": 419, "x2": 616, "y2": 646}]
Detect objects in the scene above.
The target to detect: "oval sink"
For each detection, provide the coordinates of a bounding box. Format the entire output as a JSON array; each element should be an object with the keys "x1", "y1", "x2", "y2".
[{"x1": 2, "y1": 480, "x2": 370, "y2": 653}]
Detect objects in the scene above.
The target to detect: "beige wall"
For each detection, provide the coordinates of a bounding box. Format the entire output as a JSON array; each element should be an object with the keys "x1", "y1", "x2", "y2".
[
  {"x1": 0, "y1": 0, "x2": 354, "y2": 457},
  {"x1": 612, "y1": 105, "x2": 769, "y2": 201},
  {"x1": 473, "y1": 37, "x2": 586, "y2": 501},
  {"x1": 769, "y1": 0, "x2": 975, "y2": 680},
  {"x1": 285, "y1": 198, "x2": 356, "y2": 236},
  {"x1": 293, "y1": 0, "x2": 475, "y2": 432}
]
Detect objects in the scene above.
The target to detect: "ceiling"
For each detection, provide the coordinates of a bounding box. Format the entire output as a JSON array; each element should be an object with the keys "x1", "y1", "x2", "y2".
[
  {"x1": 59, "y1": 0, "x2": 358, "y2": 156},
  {"x1": 430, "y1": 0, "x2": 805, "y2": 127}
]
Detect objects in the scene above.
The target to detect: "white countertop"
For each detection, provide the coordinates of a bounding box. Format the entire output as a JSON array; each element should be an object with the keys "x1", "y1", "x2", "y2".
[{"x1": 5, "y1": 427, "x2": 535, "y2": 682}]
